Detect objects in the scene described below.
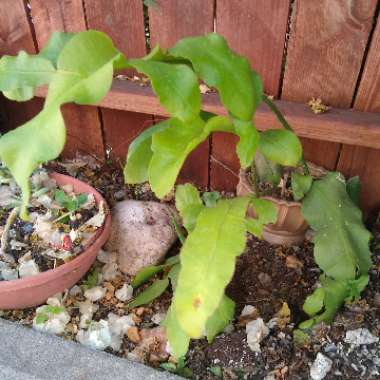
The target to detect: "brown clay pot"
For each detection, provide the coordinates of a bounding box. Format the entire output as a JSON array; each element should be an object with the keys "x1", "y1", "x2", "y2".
[
  {"x1": 0, "y1": 173, "x2": 111, "y2": 309},
  {"x1": 237, "y1": 170, "x2": 308, "y2": 246}
]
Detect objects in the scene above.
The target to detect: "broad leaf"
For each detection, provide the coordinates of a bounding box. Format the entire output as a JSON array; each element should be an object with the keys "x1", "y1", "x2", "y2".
[
  {"x1": 173, "y1": 197, "x2": 249, "y2": 338},
  {"x1": 175, "y1": 184, "x2": 204, "y2": 232},
  {"x1": 245, "y1": 198, "x2": 277, "y2": 238},
  {"x1": 170, "y1": 33, "x2": 260, "y2": 120},
  {"x1": 0, "y1": 51, "x2": 55, "y2": 100},
  {"x1": 258, "y1": 129, "x2": 302, "y2": 167},
  {"x1": 128, "y1": 277, "x2": 169, "y2": 308},
  {"x1": 39, "y1": 31, "x2": 75, "y2": 67},
  {"x1": 168, "y1": 263, "x2": 181, "y2": 289},
  {"x1": 346, "y1": 176, "x2": 360, "y2": 206},
  {"x1": 291, "y1": 172, "x2": 312, "y2": 201},
  {"x1": 205, "y1": 295, "x2": 235, "y2": 343},
  {"x1": 124, "y1": 121, "x2": 170, "y2": 184},
  {"x1": 163, "y1": 306, "x2": 190, "y2": 359},
  {"x1": 302, "y1": 172, "x2": 372, "y2": 280},
  {"x1": 128, "y1": 59, "x2": 200, "y2": 122},
  {"x1": 255, "y1": 150, "x2": 282, "y2": 186},
  {"x1": 234, "y1": 119, "x2": 260, "y2": 169}
]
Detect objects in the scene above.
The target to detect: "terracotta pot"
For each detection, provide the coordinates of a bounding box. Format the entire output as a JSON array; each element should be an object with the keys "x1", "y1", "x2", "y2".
[
  {"x1": 0, "y1": 173, "x2": 111, "y2": 309},
  {"x1": 237, "y1": 170, "x2": 308, "y2": 246}
]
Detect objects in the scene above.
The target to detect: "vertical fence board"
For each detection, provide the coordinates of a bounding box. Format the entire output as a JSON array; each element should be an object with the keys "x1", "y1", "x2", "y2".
[
  {"x1": 211, "y1": 0, "x2": 290, "y2": 191},
  {"x1": 0, "y1": 0, "x2": 42, "y2": 130},
  {"x1": 83, "y1": 0, "x2": 149, "y2": 163},
  {"x1": 29, "y1": 0, "x2": 105, "y2": 158},
  {"x1": 281, "y1": 0, "x2": 377, "y2": 170},
  {"x1": 149, "y1": 0, "x2": 215, "y2": 188},
  {"x1": 337, "y1": 18, "x2": 380, "y2": 213}
]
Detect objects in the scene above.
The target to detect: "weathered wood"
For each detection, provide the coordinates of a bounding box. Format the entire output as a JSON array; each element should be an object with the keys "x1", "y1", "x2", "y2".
[
  {"x1": 34, "y1": 80, "x2": 380, "y2": 149},
  {"x1": 83, "y1": 0, "x2": 148, "y2": 163},
  {"x1": 212, "y1": 0, "x2": 291, "y2": 190},
  {"x1": 282, "y1": 0, "x2": 378, "y2": 170},
  {"x1": 149, "y1": 0, "x2": 214, "y2": 49},
  {"x1": 29, "y1": 0, "x2": 105, "y2": 158},
  {"x1": 337, "y1": 18, "x2": 380, "y2": 213},
  {"x1": 148, "y1": 0, "x2": 215, "y2": 187}
]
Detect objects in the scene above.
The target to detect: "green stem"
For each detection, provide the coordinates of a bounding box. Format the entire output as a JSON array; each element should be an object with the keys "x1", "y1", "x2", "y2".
[{"x1": 263, "y1": 95, "x2": 309, "y2": 176}]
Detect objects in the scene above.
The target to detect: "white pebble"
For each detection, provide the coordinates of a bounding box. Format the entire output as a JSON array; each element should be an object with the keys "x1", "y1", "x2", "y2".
[
  {"x1": 344, "y1": 328, "x2": 379, "y2": 345},
  {"x1": 151, "y1": 312, "x2": 166, "y2": 325},
  {"x1": 76, "y1": 320, "x2": 112, "y2": 350},
  {"x1": 310, "y1": 353, "x2": 332, "y2": 380},
  {"x1": 246, "y1": 318, "x2": 269, "y2": 352},
  {"x1": 19, "y1": 259, "x2": 40, "y2": 278},
  {"x1": 101, "y1": 262, "x2": 120, "y2": 281},
  {"x1": 84, "y1": 286, "x2": 106, "y2": 302},
  {"x1": 241, "y1": 305, "x2": 257, "y2": 317},
  {"x1": 33, "y1": 305, "x2": 70, "y2": 335},
  {"x1": 115, "y1": 284, "x2": 133, "y2": 302},
  {"x1": 69, "y1": 285, "x2": 83, "y2": 297}
]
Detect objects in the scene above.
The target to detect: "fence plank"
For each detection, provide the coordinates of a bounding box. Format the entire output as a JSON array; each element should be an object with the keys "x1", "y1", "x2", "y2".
[
  {"x1": 83, "y1": 0, "x2": 149, "y2": 164},
  {"x1": 149, "y1": 0, "x2": 215, "y2": 188},
  {"x1": 282, "y1": 0, "x2": 377, "y2": 170},
  {"x1": 211, "y1": 0, "x2": 291, "y2": 191},
  {"x1": 29, "y1": 0, "x2": 105, "y2": 158},
  {"x1": 337, "y1": 18, "x2": 380, "y2": 213}
]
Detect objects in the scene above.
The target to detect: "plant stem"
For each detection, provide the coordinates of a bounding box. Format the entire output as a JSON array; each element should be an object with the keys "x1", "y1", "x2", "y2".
[{"x1": 263, "y1": 95, "x2": 310, "y2": 176}]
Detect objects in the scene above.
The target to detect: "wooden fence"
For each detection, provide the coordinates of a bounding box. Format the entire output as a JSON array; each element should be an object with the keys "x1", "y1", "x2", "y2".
[{"x1": 1, "y1": 0, "x2": 380, "y2": 213}]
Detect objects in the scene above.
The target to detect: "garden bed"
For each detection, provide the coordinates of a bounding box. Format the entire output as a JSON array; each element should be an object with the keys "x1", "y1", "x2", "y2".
[{"x1": 1, "y1": 156, "x2": 379, "y2": 380}]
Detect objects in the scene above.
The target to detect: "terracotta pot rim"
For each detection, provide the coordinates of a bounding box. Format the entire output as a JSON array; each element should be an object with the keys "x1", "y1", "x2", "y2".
[
  {"x1": 0, "y1": 172, "x2": 111, "y2": 291},
  {"x1": 261, "y1": 196, "x2": 302, "y2": 208}
]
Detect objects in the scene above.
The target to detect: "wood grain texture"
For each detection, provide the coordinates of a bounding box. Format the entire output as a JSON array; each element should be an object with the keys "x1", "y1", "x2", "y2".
[
  {"x1": 148, "y1": 0, "x2": 215, "y2": 187},
  {"x1": 149, "y1": 0, "x2": 214, "y2": 49},
  {"x1": 82, "y1": 0, "x2": 148, "y2": 165},
  {"x1": 83, "y1": 0, "x2": 146, "y2": 58},
  {"x1": 213, "y1": 0, "x2": 291, "y2": 190},
  {"x1": 282, "y1": 0, "x2": 378, "y2": 170},
  {"x1": 29, "y1": 0, "x2": 105, "y2": 158},
  {"x1": 337, "y1": 18, "x2": 380, "y2": 213}
]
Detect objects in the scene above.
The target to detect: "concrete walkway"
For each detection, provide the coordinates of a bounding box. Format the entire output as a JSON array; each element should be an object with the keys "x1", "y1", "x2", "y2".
[{"x1": 0, "y1": 318, "x2": 180, "y2": 380}]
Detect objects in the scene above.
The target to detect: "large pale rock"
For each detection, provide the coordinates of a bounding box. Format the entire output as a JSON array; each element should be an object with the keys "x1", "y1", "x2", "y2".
[{"x1": 106, "y1": 200, "x2": 177, "y2": 275}]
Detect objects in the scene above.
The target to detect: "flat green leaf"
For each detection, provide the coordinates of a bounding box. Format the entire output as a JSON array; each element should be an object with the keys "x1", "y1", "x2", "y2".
[
  {"x1": 234, "y1": 119, "x2": 260, "y2": 169},
  {"x1": 39, "y1": 31, "x2": 75, "y2": 67},
  {"x1": 202, "y1": 191, "x2": 220, "y2": 208},
  {"x1": 173, "y1": 197, "x2": 249, "y2": 338},
  {"x1": 258, "y1": 129, "x2": 302, "y2": 167},
  {"x1": 302, "y1": 172, "x2": 372, "y2": 280},
  {"x1": 124, "y1": 121, "x2": 170, "y2": 184},
  {"x1": 246, "y1": 198, "x2": 277, "y2": 238},
  {"x1": 0, "y1": 107, "x2": 65, "y2": 219},
  {"x1": 291, "y1": 172, "x2": 312, "y2": 201},
  {"x1": 0, "y1": 51, "x2": 55, "y2": 100},
  {"x1": 128, "y1": 60, "x2": 200, "y2": 122},
  {"x1": 346, "y1": 176, "x2": 360, "y2": 206},
  {"x1": 162, "y1": 306, "x2": 190, "y2": 359},
  {"x1": 303, "y1": 287, "x2": 325, "y2": 316},
  {"x1": 347, "y1": 274, "x2": 369, "y2": 300},
  {"x1": 255, "y1": 150, "x2": 283, "y2": 186},
  {"x1": 205, "y1": 295, "x2": 235, "y2": 343},
  {"x1": 175, "y1": 184, "x2": 204, "y2": 232},
  {"x1": 129, "y1": 277, "x2": 169, "y2": 308},
  {"x1": 170, "y1": 33, "x2": 260, "y2": 120}
]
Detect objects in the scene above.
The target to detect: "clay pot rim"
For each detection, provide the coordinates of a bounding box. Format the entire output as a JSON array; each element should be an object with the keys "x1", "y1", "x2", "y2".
[{"x1": 0, "y1": 172, "x2": 111, "y2": 291}]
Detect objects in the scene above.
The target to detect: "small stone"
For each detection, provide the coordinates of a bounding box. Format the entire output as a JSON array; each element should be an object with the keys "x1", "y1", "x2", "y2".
[
  {"x1": 78, "y1": 300, "x2": 99, "y2": 329},
  {"x1": 241, "y1": 305, "x2": 258, "y2": 317},
  {"x1": 1, "y1": 267, "x2": 18, "y2": 281},
  {"x1": 151, "y1": 312, "x2": 166, "y2": 325},
  {"x1": 246, "y1": 318, "x2": 269, "y2": 352},
  {"x1": 76, "y1": 320, "x2": 112, "y2": 350},
  {"x1": 101, "y1": 262, "x2": 120, "y2": 281},
  {"x1": 310, "y1": 353, "x2": 332, "y2": 380},
  {"x1": 115, "y1": 283, "x2": 133, "y2": 302},
  {"x1": 344, "y1": 328, "x2": 379, "y2": 345},
  {"x1": 286, "y1": 255, "x2": 304, "y2": 270},
  {"x1": 69, "y1": 285, "x2": 83, "y2": 297},
  {"x1": 105, "y1": 200, "x2": 177, "y2": 275},
  {"x1": 33, "y1": 305, "x2": 70, "y2": 335},
  {"x1": 84, "y1": 286, "x2": 106, "y2": 302},
  {"x1": 19, "y1": 259, "x2": 40, "y2": 278},
  {"x1": 127, "y1": 326, "x2": 141, "y2": 343}
]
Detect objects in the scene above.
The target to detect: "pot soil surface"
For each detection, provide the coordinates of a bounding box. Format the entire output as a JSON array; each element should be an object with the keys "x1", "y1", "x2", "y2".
[{"x1": 1, "y1": 156, "x2": 379, "y2": 380}]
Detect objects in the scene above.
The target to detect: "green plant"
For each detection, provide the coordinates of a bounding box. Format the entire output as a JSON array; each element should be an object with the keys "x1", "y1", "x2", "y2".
[{"x1": 0, "y1": 30, "x2": 372, "y2": 359}]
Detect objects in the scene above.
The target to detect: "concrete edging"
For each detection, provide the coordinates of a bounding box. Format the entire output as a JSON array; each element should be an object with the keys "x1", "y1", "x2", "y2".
[{"x1": 0, "y1": 318, "x2": 180, "y2": 380}]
